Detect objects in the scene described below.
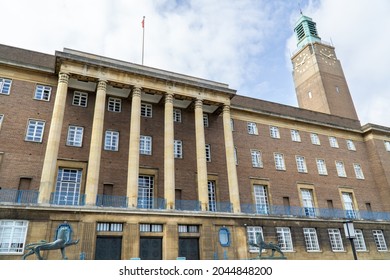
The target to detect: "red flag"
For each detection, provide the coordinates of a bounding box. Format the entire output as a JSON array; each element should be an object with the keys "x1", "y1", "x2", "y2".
[{"x1": 142, "y1": 16, "x2": 145, "y2": 28}]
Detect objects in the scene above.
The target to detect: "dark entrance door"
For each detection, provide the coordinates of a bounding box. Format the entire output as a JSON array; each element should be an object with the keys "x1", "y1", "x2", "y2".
[
  {"x1": 140, "y1": 237, "x2": 162, "y2": 260},
  {"x1": 179, "y1": 238, "x2": 199, "y2": 260},
  {"x1": 95, "y1": 236, "x2": 122, "y2": 260}
]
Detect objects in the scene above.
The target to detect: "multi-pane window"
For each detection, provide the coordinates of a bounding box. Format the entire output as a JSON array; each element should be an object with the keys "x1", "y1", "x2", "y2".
[
  {"x1": 140, "y1": 135, "x2": 152, "y2": 155},
  {"x1": 141, "y1": 103, "x2": 152, "y2": 117},
  {"x1": 335, "y1": 161, "x2": 346, "y2": 177},
  {"x1": 0, "y1": 220, "x2": 28, "y2": 254},
  {"x1": 25, "y1": 119, "x2": 45, "y2": 142},
  {"x1": 207, "y1": 180, "x2": 216, "y2": 212},
  {"x1": 303, "y1": 228, "x2": 320, "y2": 252},
  {"x1": 270, "y1": 126, "x2": 280, "y2": 139},
  {"x1": 342, "y1": 192, "x2": 356, "y2": 219},
  {"x1": 316, "y1": 159, "x2": 328, "y2": 175},
  {"x1": 354, "y1": 229, "x2": 367, "y2": 251},
  {"x1": 353, "y1": 163, "x2": 364, "y2": 179},
  {"x1": 276, "y1": 227, "x2": 294, "y2": 252},
  {"x1": 67, "y1": 125, "x2": 84, "y2": 147},
  {"x1": 310, "y1": 133, "x2": 320, "y2": 145},
  {"x1": 346, "y1": 139, "x2": 356, "y2": 151},
  {"x1": 291, "y1": 129, "x2": 301, "y2": 142},
  {"x1": 203, "y1": 114, "x2": 209, "y2": 127},
  {"x1": 385, "y1": 141, "x2": 390, "y2": 152},
  {"x1": 301, "y1": 189, "x2": 316, "y2": 217},
  {"x1": 0, "y1": 78, "x2": 12, "y2": 95},
  {"x1": 72, "y1": 91, "x2": 88, "y2": 107},
  {"x1": 174, "y1": 140, "x2": 183, "y2": 158},
  {"x1": 104, "y1": 131, "x2": 119, "y2": 151},
  {"x1": 372, "y1": 230, "x2": 388, "y2": 251},
  {"x1": 247, "y1": 122, "x2": 258, "y2": 135},
  {"x1": 296, "y1": 156, "x2": 307, "y2": 173},
  {"x1": 97, "y1": 223, "x2": 123, "y2": 232},
  {"x1": 54, "y1": 168, "x2": 82, "y2": 205},
  {"x1": 140, "y1": 224, "x2": 163, "y2": 232},
  {"x1": 328, "y1": 229, "x2": 344, "y2": 251},
  {"x1": 251, "y1": 150, "x2": 263, "y2": 168},
  {"x1": 205, "y1": 144, "x2": 211, "y2": 162},
  {"x1": 329, "y1": 136, "x2": 339, "y2": 148},
  {"x1": 178, "y1": 225, "x2": 199, "y2": 233},
  {"x1": 254, "y1": 185, "x2": 269, "y2": 214},
  {"x1": 108, "y1": 97, "x2": 122, "y2": 112},
  {"x1": 274, "y1": 153, "x2": 286, "y2": 170},
  {"x1": 173, "y1": 108, "x2": 182, "y2": 122},
  {"x1": 138, "y1": 175, "x2": 154, "y2": 209},
  {"x1": 34, "y1": 85, "x2": 51, "y2": 101},
  {"x1": 247, "y1": 226, "x2": 264, "y2": 252}
]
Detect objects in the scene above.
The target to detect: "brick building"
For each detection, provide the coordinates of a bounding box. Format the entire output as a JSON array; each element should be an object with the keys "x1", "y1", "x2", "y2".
[{"x1": 1, "y1": 14, "x2": 390, "y2": 260}]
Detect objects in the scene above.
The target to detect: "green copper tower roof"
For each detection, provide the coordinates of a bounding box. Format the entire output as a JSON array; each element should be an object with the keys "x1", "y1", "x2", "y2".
[{"x1": 294, "y1": 14, "x2": 321, "y2": 49}]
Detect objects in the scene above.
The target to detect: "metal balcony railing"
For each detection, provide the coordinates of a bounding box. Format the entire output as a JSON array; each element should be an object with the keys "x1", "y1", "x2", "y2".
[
  {"x1": 96, "y1": 194, "x2": 128, "y2": 208},
  {"x1": 0, "y1": 189, "x2": 38, "y2": 204},
  {"x1": 175, "y1": 200, "x2": 201, "y2": 211},
  {"x1": 208, "y1": 201, "x2": 233, "y2": 213},
  {"x1": 137, "y1": 197, "x2": 166, "y2": 210},
  {"x1": 50, "y1": 192, "x2": 85, "y2": 206}
]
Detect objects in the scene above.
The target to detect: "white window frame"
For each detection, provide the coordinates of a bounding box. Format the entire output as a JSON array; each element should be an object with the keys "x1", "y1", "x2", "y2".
[
  {"x1": 291, "y1": 129, "x2": 301, "y2": 142},
  {"x1": 303, "y1": 228, "x2": 320, "y2": 252},
  {"x1": 0, "y1": 78, "x2": 12, "y2": 95},
  {"x1": 205, "y1": 144, "x2": 211, "y2": 162},
  {"x1": 66, "y1": 125, "x2": 84, "y2": 147},
  {"x1": 310, "y1": 133, "x2": 320, "y2": 145},
  {"x1": 54, "y1": 168, "x2": 82, "y2": 205},
  {"x1": 385, "y1": 141, "x2": 390, "y2": 152},
  {"x1": 247, "y1": 122, "x2": 258, "y2": 135},
  {"x1": 25, "y1": 119, "x2": 45, "y2": 143},
  {"x1": 346, "y1": 139, "x2": 356, "y2": 151},
  {"x1": 34, "y1": 85, "x2": 51, "y2": 101},
  {"x1": 0, "y1": 114, "x2": 3, "y2": 128},
  {"x1": 141, "y1": 103, "x2": 152, "y2": 117},
  {"x1": 342, "y1": 192, "x2": 356, "y2": 219},
  {"x1": 174, "y1": 140, "x2": 183, "y2": 158},
  {"x1": 108, "y1": 97, "x2": 122, "y2": 112},
  {"x1": 296, "y1": 155, "x2": 307, "y2": 173},
  {"x1": 72, "y1": 91, "x2": 88, "y2": 107},
  {"x1": 138, "y1": 176, "x2": 154, "y2": 209},
  {"x1": 276, "y1": 227, "x2": 294, "y2": 252},
  {"x1": 140, "y1": 223, "x2": 162, "y2": 232},
  {"x1": 372, "y1": 230, "x2": 388, "y2": 251},
  {"x1": 353, "y1": 163, "x2": 364, "y2": 179},
  {"x1": 251, "y1": 150, "x2": 263, "y2": 168},
  {"x1": 140, "y1": 135, "x2": 152, "y2": 155},
  {"x1": 328, "y1": 229, "x2": 344, "y2": 252},
  {"x1": 353, "y1": 229, "x2": 367, "y2": 252},
  {"x1": 274, "y1": 153, "x2": 286, "y2": 170},
  {"x1": 203, "y1": 113, "x2": 209, "y2": 127},
  {"x1": 329, "y1": 136, "x2": 339, "y2": 148},
  {"x1": 173, "y1": 108, "x2": 182, "y2": 122},
  {"x1": 0, "y1": 220, "x2": 28, "y2": 255},
  {"x1": 104, "y1": 130, "x2": 119, "y2": 151},
  {"x1": 316, "y1": 159, "x2": 328, "y2": 175},
  {"x1": 301, "y1": 189, "x2": 316, "y2": 217},
  {"x1": 253, "y1": 185, "x2": 269, "y2": 215},
  {"x1": 207, "y1": 180, "x2": 216, "y2": 212},
  {"x1": 335, "y1": 161, "x2": 347, "y2": 177},
  {"x1": 247, "y1": 226, "x2": 264, "y2": 252},
  {"x1": 270, "y1": 126, "x2": 280, "y2": 139}
]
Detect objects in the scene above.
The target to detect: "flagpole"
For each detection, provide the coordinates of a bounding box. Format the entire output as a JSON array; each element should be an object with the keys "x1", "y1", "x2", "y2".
[{"x1": 142, "y1": 16, "x2": 145, "y2": 65}]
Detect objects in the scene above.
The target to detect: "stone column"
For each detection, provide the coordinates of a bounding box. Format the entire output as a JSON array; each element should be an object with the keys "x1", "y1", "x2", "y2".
[
  {"x1": 222, "y1": 105, "x2": 241, "y2": 213},
  {"x1": 39, "y1": 72, "x2": 69, "y2": 203},
  {"x1": 194, "y1": 99, "x2": 208, "y2": 211},
  {"x1": 127, "y1": 86, "x2": 142, "y2": 207},
  {"x1": 164, "y1": 93, "x2": 175, "y2": 209},
  {"x1": 85, "y1": 80, "x2": 107, "y2": 205}
]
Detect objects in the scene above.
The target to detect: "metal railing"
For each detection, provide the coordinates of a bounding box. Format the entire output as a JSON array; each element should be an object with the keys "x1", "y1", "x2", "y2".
[
  {"x1": 208, "y1": 201, "x2": 233, "y2": 213},
  {"x1": 96, "y1": 194, "x2": 128, "y2": 208},
  {"x1": 137, "y1": 197, "x2": 166, "y2": 210},
  {"x1": 0, "y1": 189, "x2": 38, "y2": 204},
  {"x1": 50, "y1": 192, "x2": 86, "y2": 206},
  {"x1": 175, "y1": 200, "x2": 201, "y2": 211}
]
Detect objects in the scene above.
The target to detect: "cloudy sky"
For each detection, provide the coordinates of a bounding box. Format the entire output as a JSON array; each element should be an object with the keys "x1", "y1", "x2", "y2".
[{"x1": 2, "y1": 0, "x2": 389, "y2": 127}]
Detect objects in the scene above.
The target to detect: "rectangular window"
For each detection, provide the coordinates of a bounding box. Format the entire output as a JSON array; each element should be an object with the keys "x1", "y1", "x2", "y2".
[
  {"x1": 140, "y1": 224, "x2": 163, "y2": 232},
  {"x1": 329, "y1": 136, "x2": 339, "y2": 148},
  {"x1": 316, "y1": 159, "x2": 328, "y2": 175},
  {"x1": 247, "y1": 122, "x2": 258, "y2": 135},
  {"x1": 72, "y1": 91, "x2": 88, "y2": 107},
  {"x1": 173, "y1": 108, "x2": 182, "y2": 122},
  {"x1": 207, "y1": 180, "x2": 216, "y2": 212},
  {"x1": 141, "y1": 103, "x2": 152, "y2": 117},
  {"x1": 0, "y1": 78, "x2": 12, "y2": 95},
  {"x1": 0, "y1": 220, "x2": 28, "y2": 254},
  {"x1": 251, "y1": 150, "x2": 263, "y2": 168},
  {"x1": 301, "y1": 189, "x2": 316, "y2": 217},
  {"x1": 205, "y1": 144, "x2": 211, "y2": 162},
  {"x1": 276, "y1": 227, "x2": 294, "y2": 252},
  {"x1": 34, "y1": 85, "x2": 51, "y2": 101},
  {"x1": 310, "y1": 133, "x2": 320, "y2": 145},
  {"x1": 253, "y1": 185, "x2": 269, "y2": 214},
  {"x1": 274, "y1": 153, "x2": 286, "y2": 170},
  {"x1": 138, "y1": 176, "x2": 154, "y2": 209},
  {"x1": 0, "y1": 114, "x2": 3, "y2": 128},
  {"x1": 104, "y1": 131, "x2": 119, "y2": 151},
  {"x1": 270, "y1": 126, "x2": 280, "y2": 139},
  {"x1": 353, "y1": 163, "x2": 364, "y2": 179},
  {"x1": 178, "y1": 225, "x2": 199, "y2": 233},
  {"x1": 295, "y1": 155, "x2": 307, "y2": 173},
  {"x1": 67, "y1": 125, "x2": 84, "y2": 147},
  {"x1": 303, "y1": 228, "x2": 320, "y2": 252},
  {"x1": 342, "y1": 192, "x2": 356, "y2": 219},
  {"x1": 246, "y1": 226, "x2": 263, "y2": 252},
  {"x1": 353, "y1": 229, "x2": 367, "y2": 251},
  {"x1": 97, "y1": 223, "x2": 123, "y2": 232},
  {"x1": 230, "y1": 118, "x2": 234, "y2": 131},
  {"x1": 174, "y1": 140, "x2": 183, "y2": 158},
  {"x1": 108, "y1": 97, "x2": 122, "y2": 112},
  {"x1": 372, "y1": 230, "x2": 388, "y2": 251},
  {"x1": 291, "y1": 129, "x2": 301, "y2": 142},
  {"x1": 25, "y1": 119, "x2": 45, "y2": 143},
  {"x1": 140, "y1": 135, "x2": 152, "y2": 155},
  {"x1": 346, "y1": 139, "x2": 356, "y2": 151},
  {"x1": 335, "y1": 161, "x2": 346, "y2": 177},
  {"x1": 203, "y1": 114, "x2": 209, "y2": 127},
  {"x1": 234, "y1": 147, "x2": 238, "y2": 165},
  {"x1": 54, "y1": 168, "x2": 82, "y2": 205},
  {"x1": 385, "y1": 141, "x2": 390, "y2": 152},
  {"x1": 328, "y1": 229, "x2": 344, "y2": 251}
]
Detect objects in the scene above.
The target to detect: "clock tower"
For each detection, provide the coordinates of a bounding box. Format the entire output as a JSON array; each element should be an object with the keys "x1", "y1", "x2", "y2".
[{"x1": 291, "y1": 14, "x2": 359, "y2": 120}]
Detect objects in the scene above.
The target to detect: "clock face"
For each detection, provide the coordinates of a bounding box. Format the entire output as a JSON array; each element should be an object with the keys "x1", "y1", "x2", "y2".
[
  {"x1": 294, "y1": 53, "x2": 309, "y2": 73},
  {"x1": 319, "y1": 47, "x2": 336, "y2": 66}
]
